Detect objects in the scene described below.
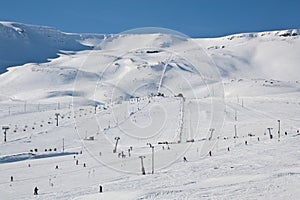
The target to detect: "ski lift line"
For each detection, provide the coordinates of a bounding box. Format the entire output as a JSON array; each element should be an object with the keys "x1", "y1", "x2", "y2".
[
  {"x1": 157, "y1": 55, "x2": 173, "y2": 94},
  {"x1": 2, "y1": 142, "x2": 140, "y2": 172},
  {"x1": 102, "y1": 98, "x2": 153, "y2": 130},
  {"x1": 0, "y1": 152, "x2": 139, "y2": 175},
  {"x1": 0, "y1": 102, "x2": 71, "y2": 116},
  {"x1": 1, "y1": 103, "x2": 295, "y2": 182},
  {"x1": 228, "y1": 100, "x2": 299, "y2": 128},
  {"x1": 198, "y1": 127, "x2": 292, "y2": 162},
  {"x1": 6, "y1": 120, "x2": 74, "y2": 147},
  {"x1": 103, "y1": 97, "x2": 183, "y2": 143},
  {"x1": 0, "y1": 127, "x2": 294, "y2": 187},
  {"x1": 0, "y1": 140, "x2": 274, "y2": 188},
  {"x1": 178, "y1": 97, "x2": 185, "y2": 143},
  {"x1": 98, "y1": 96, "x2": 190, "y2": 129},
  {"x1": 227, "y1": 101, "x2": 273, "y2": 120}
]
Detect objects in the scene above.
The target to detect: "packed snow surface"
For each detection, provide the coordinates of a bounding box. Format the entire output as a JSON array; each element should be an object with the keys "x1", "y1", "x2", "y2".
[{"x1": 0, "y1": 22, "x2": 299, "y2": 199}]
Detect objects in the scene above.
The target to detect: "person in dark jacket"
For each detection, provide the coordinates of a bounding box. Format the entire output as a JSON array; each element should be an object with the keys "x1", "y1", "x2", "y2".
[{"x1": 34, "y1": 186, "x2": 39, "y2": 195}]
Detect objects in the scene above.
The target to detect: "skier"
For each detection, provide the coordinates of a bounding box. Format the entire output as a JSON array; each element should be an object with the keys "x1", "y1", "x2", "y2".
[
  {"x1": 34, "y1": 186, "x2": 39, "y2": 195},
  {"x1": 10, "y1": 176, "x2": 13, "y2": 182},
  {"x1": 183, "y1": 157, "x2": 187, "y2": 162},
  {"x1": 209, "y1": 151, "x2": 212, "y2": 156},
  {"x1": 227, "y1": 147, "x2": 230, "y2": 151},
  {"x1": 128, "y1": 149, "x2": 131, "y2": 157},
  {"x1": 99, "y1": 185, "x2": 103, "y2": 193}
]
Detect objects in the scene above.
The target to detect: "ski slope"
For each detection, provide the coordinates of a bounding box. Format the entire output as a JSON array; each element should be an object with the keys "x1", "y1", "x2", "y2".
[{"x1": 0, "y1": 22, "x2": 299, "y2": 199}]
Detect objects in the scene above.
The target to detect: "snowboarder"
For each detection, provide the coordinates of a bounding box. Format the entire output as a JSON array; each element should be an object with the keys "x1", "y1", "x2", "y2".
[
  {"x1": 34, "y1": 186, "x2": 39, "y2": 195},
  {"x1": 55, "y1": 165, "x2": 59, "y2": 169}
]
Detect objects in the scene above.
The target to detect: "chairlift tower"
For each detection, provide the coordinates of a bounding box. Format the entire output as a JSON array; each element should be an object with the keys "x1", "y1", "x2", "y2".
[
  {"x1": 113, "y1": 137, "x2": 120, "y2": 153},
  {"x1": 2, "y1": 126, "x2": 9, "y2": 142},
  {"x1": 139, "y1": 156, "x2": 146, "y2": 175},
  {"x1": 55, "y1": 113, "x2": 60, "y2": 126},
  {"x1": 147, "y1": 143, "x2": 155, "y2": 174},
  {"x1": 267, "y1": 127, "x2": 273, "y2": 139}
]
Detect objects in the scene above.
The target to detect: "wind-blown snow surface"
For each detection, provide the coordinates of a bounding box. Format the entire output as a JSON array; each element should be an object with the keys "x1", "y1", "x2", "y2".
[{"x1": 0, "y1": 22, "x2": 300, "y2": 199}]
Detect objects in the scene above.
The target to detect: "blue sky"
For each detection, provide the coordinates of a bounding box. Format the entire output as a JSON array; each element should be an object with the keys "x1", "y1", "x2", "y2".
[{"x1": 0, "y1": 0, "x2": 299, "y2": 37}]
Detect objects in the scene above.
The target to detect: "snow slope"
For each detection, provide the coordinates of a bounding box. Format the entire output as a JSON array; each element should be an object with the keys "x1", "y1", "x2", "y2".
[
  {"x1": 198, "y1": 29, "x2": 300, "y2": 82},
  {"x1": 0, "y1": 22, "x2": 300, "y2": 200},
  {"x1": 0, "y1": 21, "x2": 104, "y2": 73}
]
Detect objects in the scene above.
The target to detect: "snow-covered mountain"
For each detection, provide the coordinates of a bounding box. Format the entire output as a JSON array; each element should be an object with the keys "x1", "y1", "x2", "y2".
[
  {"x1": 0, "y1": 22, "x2": 300, "y2": 200},
  {"x1": 0, "y1": 22, "x2": 299, "y2": 103}
]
